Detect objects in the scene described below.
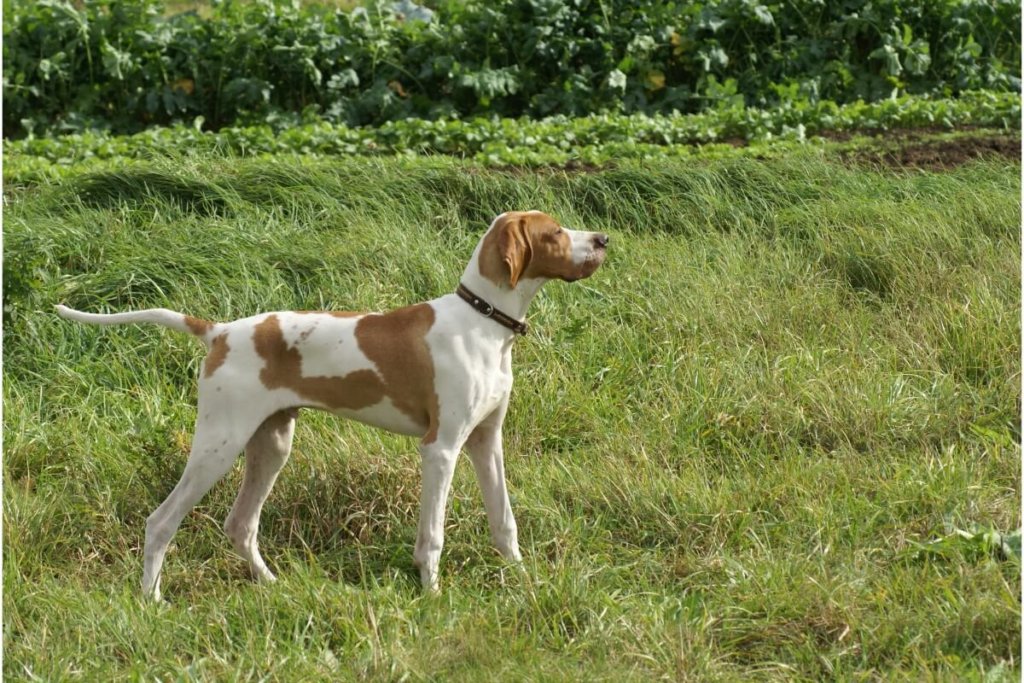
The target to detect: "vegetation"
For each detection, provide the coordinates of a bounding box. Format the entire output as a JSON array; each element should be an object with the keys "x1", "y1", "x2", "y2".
[
  {"x1": 5, "y1": 0, "x2": 1020, "y2": 136},
  {"x1": 4, "y1": 149, "x2": 1020, "y2": 680},
  {"x1": 6, "y1": 91, "x2": 1019, "y2": 179},
  {"x1": 4, "y1": 0, "x2": 1020, "y2": 678}
]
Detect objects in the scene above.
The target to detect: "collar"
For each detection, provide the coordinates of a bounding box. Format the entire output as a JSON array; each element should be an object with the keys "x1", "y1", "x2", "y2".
[{"x1": 455, "y1": 283, "x2": 529, "y2": 336}]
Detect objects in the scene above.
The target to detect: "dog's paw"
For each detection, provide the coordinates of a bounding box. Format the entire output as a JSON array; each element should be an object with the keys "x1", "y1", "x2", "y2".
[
  {"x1": 419, "y1": 566, "x2": 440, "y2": 592},
  {"x1": 253, "y1": 567, "x2": 278, "y2": 584},
  {"x1": 141, "y1": 578, "x2": 163, "y2": 604}
]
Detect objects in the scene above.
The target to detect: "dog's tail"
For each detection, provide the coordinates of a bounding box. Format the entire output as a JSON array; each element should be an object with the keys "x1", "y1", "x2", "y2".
[{"x1": 55, "y1": 304, "x2": 218, "y2": 344}]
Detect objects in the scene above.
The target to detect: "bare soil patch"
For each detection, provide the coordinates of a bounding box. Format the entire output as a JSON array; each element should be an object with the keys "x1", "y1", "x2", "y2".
[{"x1": 838, "y1": 132, "x2": 1020, "y2": 170}]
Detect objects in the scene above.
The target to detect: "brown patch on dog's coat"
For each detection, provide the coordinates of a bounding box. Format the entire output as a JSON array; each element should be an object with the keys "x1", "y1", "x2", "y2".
[
  {"x1": 355, "y1": 304, "x2": 441, "y2": 443},
  {"x1": 185, "y1": 315, "x2": 214, "y2": 337},
  {"x1": 253, "y1": 315, "x2": 386, "y2": 411},
  {"x1": 204, "y1": 333, "x2": 230, "y2": 378}
]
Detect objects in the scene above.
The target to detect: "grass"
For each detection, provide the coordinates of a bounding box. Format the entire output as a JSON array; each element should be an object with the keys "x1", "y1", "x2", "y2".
[{"x1": 3, "y1": 147, "x2": 1020, "y2": 680}]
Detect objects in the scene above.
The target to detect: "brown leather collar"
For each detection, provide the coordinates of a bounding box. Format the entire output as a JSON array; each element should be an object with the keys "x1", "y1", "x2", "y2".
[{"x1": 455, "y1": 283, "x2": 529, "y2": 336}]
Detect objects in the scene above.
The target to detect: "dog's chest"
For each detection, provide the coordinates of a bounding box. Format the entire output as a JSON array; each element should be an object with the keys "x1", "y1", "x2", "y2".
[{"x1": 431, "y1": 335, "x2": 513, "y2": 421}]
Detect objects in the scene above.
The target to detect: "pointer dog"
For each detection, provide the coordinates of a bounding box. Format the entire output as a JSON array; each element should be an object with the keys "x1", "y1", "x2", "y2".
[{"x1": 56, "y1": 211, "x2": 608, "y2": 600}]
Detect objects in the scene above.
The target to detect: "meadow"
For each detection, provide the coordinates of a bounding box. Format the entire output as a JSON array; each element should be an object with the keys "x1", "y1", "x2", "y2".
[{"x1": 3, "y1": 141, "x2": 1021, "y2": 679}]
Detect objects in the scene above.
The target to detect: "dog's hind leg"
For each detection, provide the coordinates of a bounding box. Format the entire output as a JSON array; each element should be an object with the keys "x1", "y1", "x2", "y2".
[
  {"x1": 224, "y1": 409, "x2": 297, "y2": 583},
  {"x1": 141, "y1": 401, "x2": 266, "y2": 602}
]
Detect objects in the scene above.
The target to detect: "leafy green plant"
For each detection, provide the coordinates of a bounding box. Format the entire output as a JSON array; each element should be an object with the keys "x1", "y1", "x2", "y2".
[
  {"x1": 5, "y1": 91, "x2": 1019, "y2": 173},
  {"x1": 4, "y1": 0, "x2": 1020, "y2": 137}
]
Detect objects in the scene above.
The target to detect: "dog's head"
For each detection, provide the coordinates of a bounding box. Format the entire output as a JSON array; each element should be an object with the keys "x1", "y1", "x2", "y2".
[{"x1": 478, "y1": 211, "x2": 609, "y2": 289}]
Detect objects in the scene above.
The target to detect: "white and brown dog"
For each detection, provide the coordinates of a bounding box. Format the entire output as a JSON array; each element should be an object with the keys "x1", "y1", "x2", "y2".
[{"x1": 56, "y1": 211, "x2": 608, "y2": 600}]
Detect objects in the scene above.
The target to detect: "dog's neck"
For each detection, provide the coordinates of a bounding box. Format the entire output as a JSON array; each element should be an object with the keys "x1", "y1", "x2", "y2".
[{"x1": 459, "y1": 252, "x2": 545, "y2": 325}]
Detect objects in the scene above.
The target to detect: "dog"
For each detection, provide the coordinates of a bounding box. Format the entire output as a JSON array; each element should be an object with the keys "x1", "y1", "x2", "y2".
[{"x1": 56, "y1": 211, "x2": 609, "y2": 599}]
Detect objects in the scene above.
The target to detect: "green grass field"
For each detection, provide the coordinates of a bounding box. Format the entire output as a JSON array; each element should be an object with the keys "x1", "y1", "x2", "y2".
[{"x1": 4, "y1": 145, "x2": 1020, "y2": 680}]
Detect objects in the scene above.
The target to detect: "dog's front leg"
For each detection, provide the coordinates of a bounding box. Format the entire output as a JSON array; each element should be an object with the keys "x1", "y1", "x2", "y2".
[
  {"x1": 465, "y1": 408, "x2": 521, "y2": 564},
  {"x1": 413, "y1": 436, "x2": 461, "y2": 590}
]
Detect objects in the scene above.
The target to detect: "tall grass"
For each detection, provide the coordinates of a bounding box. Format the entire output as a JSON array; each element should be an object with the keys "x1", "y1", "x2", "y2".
[{"x1": 4, "y1": 150, "x2": 1020, "y2": 680}]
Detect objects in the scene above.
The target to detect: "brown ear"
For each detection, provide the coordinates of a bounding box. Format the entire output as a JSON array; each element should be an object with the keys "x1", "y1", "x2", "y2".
[
  {"x1": 499, "y1": 217, "x2": 531, "y2": 288},
  {"x1": 479, "y1": 214, "x2": 534, "y2": 288}
]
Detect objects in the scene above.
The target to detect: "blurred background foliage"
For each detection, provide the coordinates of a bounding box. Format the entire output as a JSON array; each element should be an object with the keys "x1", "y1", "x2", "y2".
[{"x1": 4, "y1": 0, "x2": 1020, "y2": 137}]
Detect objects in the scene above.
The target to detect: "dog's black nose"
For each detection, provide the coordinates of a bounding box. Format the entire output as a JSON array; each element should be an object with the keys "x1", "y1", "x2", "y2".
[{"x1": 593, "y1": 233, "x2": 610, "y2": 248}]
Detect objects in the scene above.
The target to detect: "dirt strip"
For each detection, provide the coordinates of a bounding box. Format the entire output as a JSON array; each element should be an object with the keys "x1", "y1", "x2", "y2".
[{"x1": 836, "y1": 132, "x2": 1020, "y2": 170}]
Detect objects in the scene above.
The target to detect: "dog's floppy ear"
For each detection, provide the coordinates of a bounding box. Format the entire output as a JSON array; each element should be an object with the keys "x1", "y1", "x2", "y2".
[
  {"x1": 500, "y1": 217, "x2": 532, "y2": 288},
  {"x1": 479, "y1": 214, "x2": 533, "y2": 288}
]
